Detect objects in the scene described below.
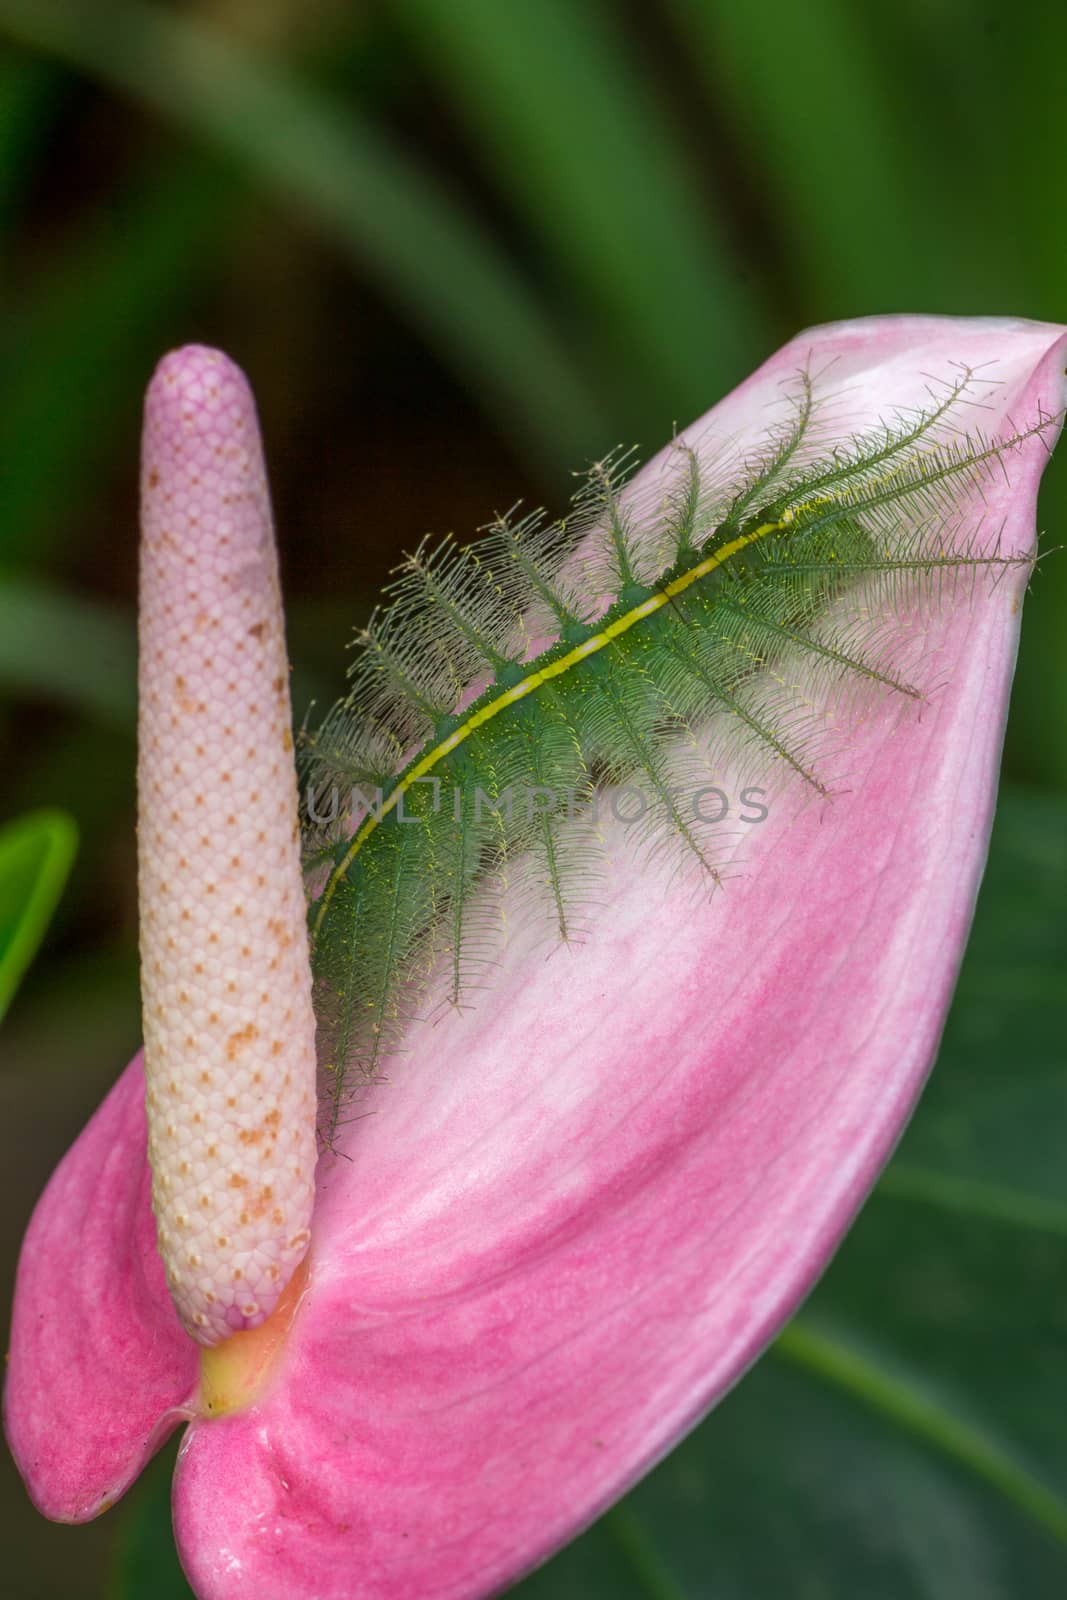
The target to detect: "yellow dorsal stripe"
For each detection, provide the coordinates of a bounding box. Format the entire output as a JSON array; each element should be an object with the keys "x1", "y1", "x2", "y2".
[{"x1": 312, "y1": 509, "x2": 804, "y2": 934}]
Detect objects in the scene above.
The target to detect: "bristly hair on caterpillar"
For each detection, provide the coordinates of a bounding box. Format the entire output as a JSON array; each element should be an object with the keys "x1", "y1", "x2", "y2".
[{"x1": 300, "y1": 359, "x2": 1056, "y2": 1141}]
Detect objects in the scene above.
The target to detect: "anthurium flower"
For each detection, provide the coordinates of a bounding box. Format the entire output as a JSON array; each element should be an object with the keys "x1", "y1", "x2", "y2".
[{"x1": 5, "y1": 317, "x2": 1065, "y2": 1600}]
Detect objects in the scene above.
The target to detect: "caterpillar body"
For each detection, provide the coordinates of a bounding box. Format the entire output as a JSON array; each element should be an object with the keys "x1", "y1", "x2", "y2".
[{"x1": 303, "y1": 360, "x2": 1051, "y2": 1138}]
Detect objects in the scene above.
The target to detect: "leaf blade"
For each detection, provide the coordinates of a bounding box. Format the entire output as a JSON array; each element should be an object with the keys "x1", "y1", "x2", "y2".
[
  {"x1": 0, "y1": 808, "x2": 77, "y2": 1024},
  {"x1": 0, "y1": 0, "x2": 608, "y2": 470}
]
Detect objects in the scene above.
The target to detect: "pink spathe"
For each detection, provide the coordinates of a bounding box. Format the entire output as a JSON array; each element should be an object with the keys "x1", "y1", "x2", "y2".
[{"x1": 5, "y1": 316, "x2": 1065, "y2": 1599}]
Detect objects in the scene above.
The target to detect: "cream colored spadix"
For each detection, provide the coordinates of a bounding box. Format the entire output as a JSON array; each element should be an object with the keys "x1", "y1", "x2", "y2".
[{"x1": 137, "y1": 346, "x2": 317, "y2": 1345}]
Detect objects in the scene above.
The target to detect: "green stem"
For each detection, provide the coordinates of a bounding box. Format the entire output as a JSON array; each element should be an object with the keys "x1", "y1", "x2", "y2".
[{"x1": 777, "y1": 1320, "x2": 1067, "y2": 1547}]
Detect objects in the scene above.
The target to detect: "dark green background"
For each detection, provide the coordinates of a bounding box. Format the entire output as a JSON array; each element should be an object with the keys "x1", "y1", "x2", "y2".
[{"x1": 0, "y1": 3, "x2": 1063, "y2": 1595}]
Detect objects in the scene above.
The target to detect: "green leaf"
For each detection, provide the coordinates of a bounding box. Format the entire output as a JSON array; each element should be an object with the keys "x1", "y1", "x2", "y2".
[
  {"x1": 0, "y1": 808, "x2": 77, "y2": 1024},
  {"x1": 111, "y1": 785, "x2": 1067, "y2": 1594},
  {"x1": 397, "y1": 0, "x2": 765, "y2": 433},
  {"x1": 1007, "y1": 472, "x2": 1067, "y2": 793},
  {"x1": 664, "y1": 0, "x2": 1010, "y2": 317},
  {"x1": 0, "y1": 0, "x2": 608, "y2": 473},
  {"x1": 0, "y1": 156, "x2": 237, "y2": 569},
  {"x1": 0, "y1": 580, "x2": 135, "y2": 727},
  {"x1": 109, "y1": 1448, "x2": 194, "y2": 1600},
  {"x1": 0, "y1": 51, "x2": 60, "y2": 236}
]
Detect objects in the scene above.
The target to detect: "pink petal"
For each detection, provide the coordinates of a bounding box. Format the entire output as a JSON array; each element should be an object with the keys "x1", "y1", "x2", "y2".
[
  {"x1": 172, "y1": 316, "x2": 1067, "y2": 1598},
  {"x1": 3, "y1": 1053, "x2": 198, "y2": 1521}
]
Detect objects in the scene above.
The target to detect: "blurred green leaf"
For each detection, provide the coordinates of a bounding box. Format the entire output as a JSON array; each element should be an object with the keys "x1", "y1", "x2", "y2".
[
  {"x1": 0, "y1": 807, "x2": 76, "y2": 1024},
  {"x1": 0, "y1": 579, "x2": 135, "y2": 726},
  {"x1": 0, "y1": 0, "x2": 609, "y2": 472},
  {"x1": 665, "y1": 0, "x2": 1012, "y2": 318},
  {"x1": 0, "y1": 51, "x2": 60, "y2": 234},
  {"x1": 2, "y1": 941, "x2": 138, "y2": 1081},
  {"x1": 110, "y1": 787, "x2": 1067, "y2": 1593},
  {"x1": 109, "y1": 1447, "x2": 194, "y2": 1600},
  {"x1": 1007, "y1": 477, "x2": 1067, "y2": 795},
  {"x1": 0, "y1": 156, "x2": 237, "y2": 568},
  {"x1": 667, "y1": 0, "x2": 1067, "y2": 796},
  {"x1": 398, "y1": 0, "x2": 767, "y2": 436}
]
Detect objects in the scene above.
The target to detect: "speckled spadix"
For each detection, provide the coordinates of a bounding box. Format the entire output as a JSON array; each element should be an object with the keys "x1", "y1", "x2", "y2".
[{"x1": 138, "y1": 346, "x2": 316, "y2": 1345}]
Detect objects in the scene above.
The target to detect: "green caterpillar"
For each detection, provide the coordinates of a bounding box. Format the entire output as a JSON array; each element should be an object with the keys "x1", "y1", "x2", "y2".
[{"x1": 302, "y1": 364, "x2": 1045, "y2": 1138}]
